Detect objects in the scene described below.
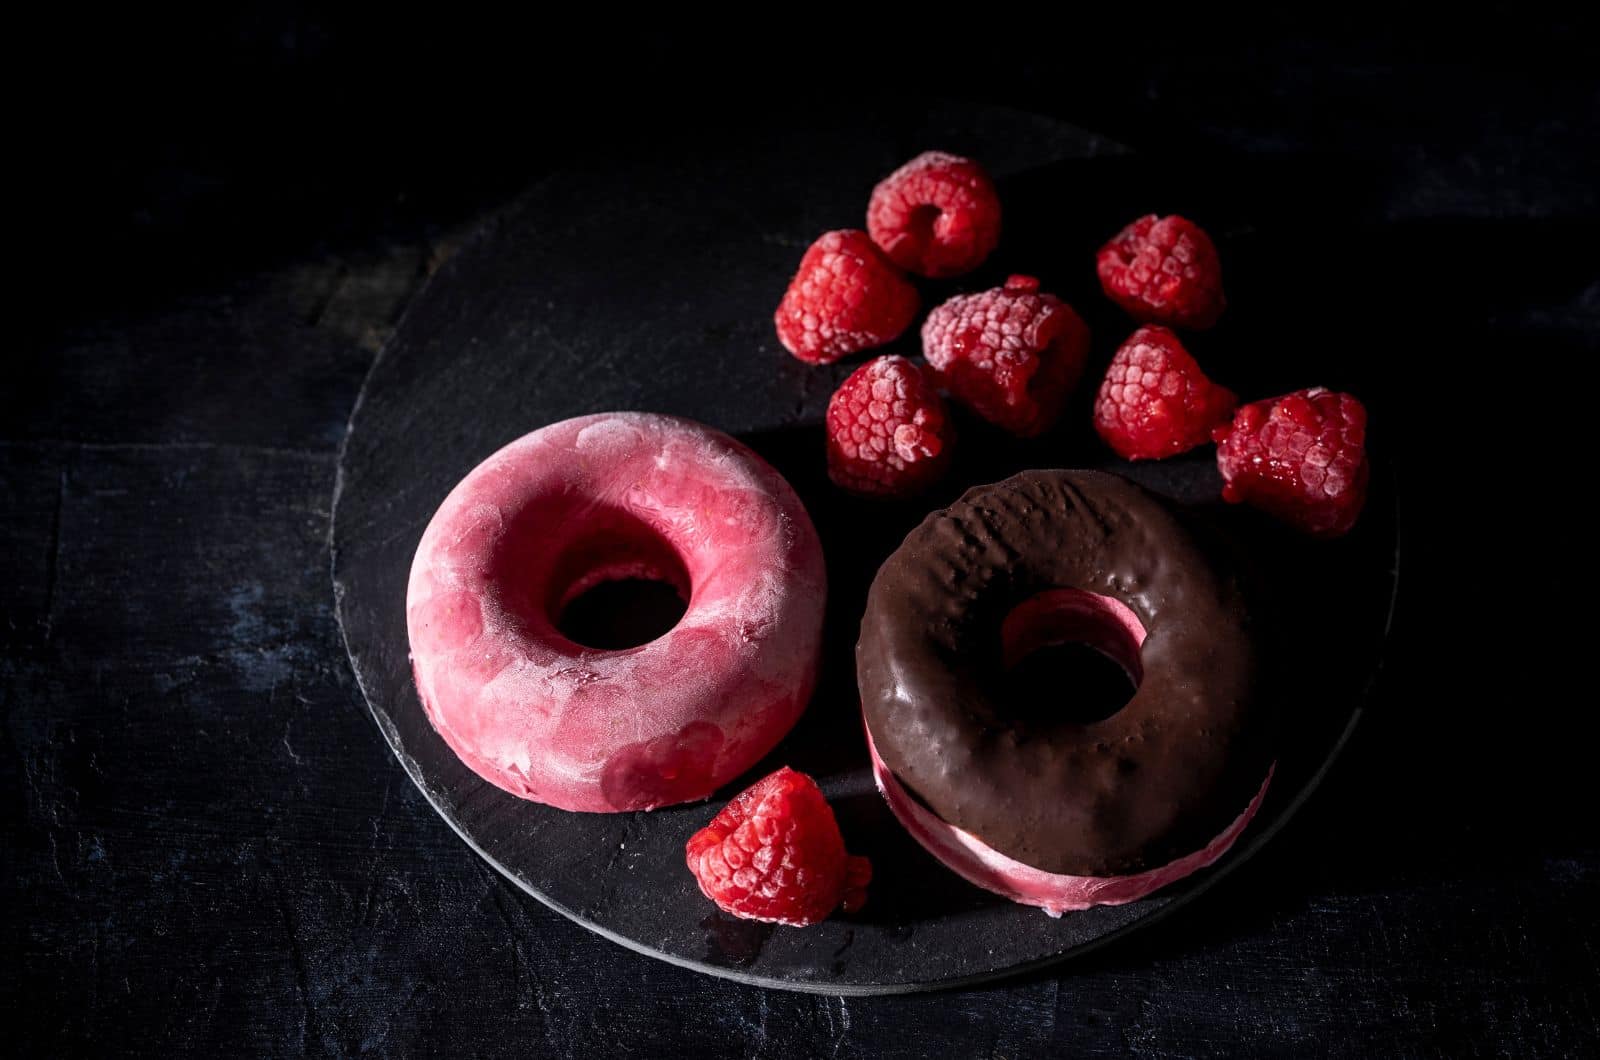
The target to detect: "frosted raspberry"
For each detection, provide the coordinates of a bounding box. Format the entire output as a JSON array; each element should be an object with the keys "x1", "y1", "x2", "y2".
[
  {"x1": 1094, "y1": 326, "x2": 1237, "y2": 460},
  {"x1": 826, "y1": 355, "x2": 954, "y2": 498},
  {"x1": 1097, "y1": 214, "x2": 1226, "y2": 330},
  {"x1": 685, "y1": 767, "x2": 871, "y2": 927},
  {"x1": 867, "y1": 151, "x2": 1001, "y2": 278},
  {"x1": 775, "y1": 229, "x2": 919, "y2": 365},
  {"x1": 1214, "y1": 387, "x2": 1369, "y2": 537},
  {"x1": 920, "y1": 275, "x2": 1090, "y2": 437}
]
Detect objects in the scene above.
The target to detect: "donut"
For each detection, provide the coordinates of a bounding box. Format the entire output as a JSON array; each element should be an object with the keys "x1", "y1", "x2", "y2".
[
  {"x1": 857, "y1": 469, "x2": 1273, "y2": 913},
  {"x1": 407, "y1": 412, "x2": 827, "y2": 813}
]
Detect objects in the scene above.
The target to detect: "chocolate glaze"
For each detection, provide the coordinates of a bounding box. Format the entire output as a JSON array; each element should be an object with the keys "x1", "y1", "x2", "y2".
[{"x1": 857, "y1": 470, "x2": 1271, "y2": 876}]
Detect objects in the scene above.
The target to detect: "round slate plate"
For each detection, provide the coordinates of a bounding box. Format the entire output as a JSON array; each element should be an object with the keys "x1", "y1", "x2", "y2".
[{"x1": 331, "y1": 101, "x2": 1400, "y2": 994}]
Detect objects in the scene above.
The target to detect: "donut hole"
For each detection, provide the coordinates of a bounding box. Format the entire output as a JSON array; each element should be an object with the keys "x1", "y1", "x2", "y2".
[
  {"x1": 550, "y1": 531, "x2": 690, "y2": 650},
  {"x1": 518, "y1": 505, "x2": 692, "y2": 651},
  {"x1": 999, "y1": 589, "x2": 1145, "y2": 727},
  {"x1": 558, "y1": 578, "x2": 687, "y2": 651}
]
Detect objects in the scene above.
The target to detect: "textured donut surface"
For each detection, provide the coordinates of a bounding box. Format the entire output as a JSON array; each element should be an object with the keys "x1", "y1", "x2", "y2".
[
  {"x1": 407, "y1": 412, "x2": 826, "y2": 812},
  {"x1": 857, "y1": 469, "x2": 1271, "y2": 876}
]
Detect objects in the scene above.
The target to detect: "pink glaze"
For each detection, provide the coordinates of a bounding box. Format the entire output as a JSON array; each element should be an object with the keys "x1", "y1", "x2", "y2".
[
  {"x1": 867, "y1": 587, "x2": 1272, "y2": 914},
  {"x1": 406, "y1": 413, "x2": 826, "y2": 812}
]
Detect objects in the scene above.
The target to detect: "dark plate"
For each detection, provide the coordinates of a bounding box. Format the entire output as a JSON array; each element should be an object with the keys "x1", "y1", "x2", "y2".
[{"x1": 330, "y1": 101, "x2": 1400, "y2": 994}]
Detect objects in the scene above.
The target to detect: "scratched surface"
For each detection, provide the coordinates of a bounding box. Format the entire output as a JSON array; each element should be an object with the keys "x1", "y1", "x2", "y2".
[{"x1": 7, "y1": 23, "x2": 1600, "y2": 1056}]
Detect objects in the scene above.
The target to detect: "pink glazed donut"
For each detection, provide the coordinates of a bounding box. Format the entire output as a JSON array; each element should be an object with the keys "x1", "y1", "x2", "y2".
[{"x1": 406, "y1": 412, "x2": 827, "y2": 812}]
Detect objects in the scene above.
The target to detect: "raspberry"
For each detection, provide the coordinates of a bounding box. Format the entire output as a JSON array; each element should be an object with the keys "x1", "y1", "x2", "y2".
[
  {"x1": 920, "y1": 275, "x2": 1090, "y2": 437},
  {"x1": 867, "y1": 151, "x2": 1001, "y2": 278},
  {"x1": 775, "y1": 229, "x2": 919, "y2": 365},
  {"x1": 685, "y1": 767, "x2": 871, "y2": 927},
  {"x1": 1214, "y1": 387, "x2": 1369, "y2": 537},
  {"x1": 1094, "y1": 326, "x2": 1237, "y2": 460},
  {"x1": 1096, "y1": 214, "x2": 1226, "y2": 330},
  {"x1": 825, "y1": 355, "x2": 954, "y2": 499}
]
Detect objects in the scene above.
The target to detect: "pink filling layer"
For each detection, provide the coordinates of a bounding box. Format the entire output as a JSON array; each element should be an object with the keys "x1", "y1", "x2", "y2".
[
  {"x1": 407, "y1": 413, "x2": 826, "y2": 813},
  {"x1": 868, "y1": 726, "x2": 1273, "y2": 915},
  {"x1": 868, "y1": 587, "x2": 1271, "y2": 915}
]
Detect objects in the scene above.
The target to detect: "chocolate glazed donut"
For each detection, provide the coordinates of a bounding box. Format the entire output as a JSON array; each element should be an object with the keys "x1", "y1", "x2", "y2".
[{"x1": 857, "y1": 469, "x2": 1272, "y2": 877}]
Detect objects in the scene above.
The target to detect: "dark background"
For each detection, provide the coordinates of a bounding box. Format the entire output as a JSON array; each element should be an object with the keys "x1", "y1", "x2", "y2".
[{"x1": 6, "y1": 11, "x2": 1597, "y2": 1056}]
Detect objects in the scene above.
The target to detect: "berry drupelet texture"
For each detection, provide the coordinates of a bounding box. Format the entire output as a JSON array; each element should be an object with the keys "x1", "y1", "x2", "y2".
[
  {"x1": 867, "y1": 151, "x2": 1002, "y2": 279},
  {"x1": 1094, "y1": 325, "x2": 1237, "y2": 460},
  {"x1": 1214, "y1": 387, "x2": 1369, "y2": 537},
  {"x1": 685, "y1": 767, "x2": 871, "y2": 927},
  {"x1": 775, "y1": 229, "x2": 919, "y2": 365},
  {"x1": 921, "y1": 275, "x2": 1090, "y2": 437},
  {"x1": 1097, "y1": 214, "x2": 1226, "y2": 330},
  {"x1": 826, "y1": 355, "x2": 955, "y2": 498}
]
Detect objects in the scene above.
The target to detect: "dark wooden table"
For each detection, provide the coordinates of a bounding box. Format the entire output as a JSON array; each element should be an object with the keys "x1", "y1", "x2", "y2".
[{"x1": 7, "y1": 19, "x2": 1597, "y2": 1056}]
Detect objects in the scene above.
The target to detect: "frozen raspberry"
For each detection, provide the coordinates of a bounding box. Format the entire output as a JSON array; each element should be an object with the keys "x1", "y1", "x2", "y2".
[
  {"x1": 685, "y1": 767, "x2": 871, "y2": 927},
  {"x1": 825, "y1": 355, "x2": 955, "y2": 499},
  {"x1": 775, "y1": 229, "x2": 919, "y2": 365},
  {"x1": 1097, "y1": 214, "x2": 1226, "y2": 330},
  {"x1": 1214, "y1": 387, "x2": 1369, "y2": 537},
  {"x1": 1094, "y1": 326, "x2": 1237, "y2": 460},
  {"x1": 921, "y1": 275, "x2": 1090, "y2": 437},
  {"x1": 867, "y1": 151, "x2": 1001, "y2": 278}
]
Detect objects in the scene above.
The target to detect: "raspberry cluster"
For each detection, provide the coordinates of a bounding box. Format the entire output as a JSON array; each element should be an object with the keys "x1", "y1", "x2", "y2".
[
  {"x1": 1084, "y1": 213, "x2": 1368, "y2": 536},
  {"x1": 777, "y1": 152, "x2": 1105, "y2": 497},
  {"x1": 775, "y1": 157, "x2": 1370, "y2": 534}
]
